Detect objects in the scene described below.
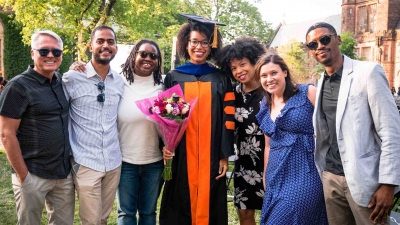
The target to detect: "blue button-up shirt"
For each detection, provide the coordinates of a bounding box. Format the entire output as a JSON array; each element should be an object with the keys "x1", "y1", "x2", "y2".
[{"x1": 62, "y1": 61, "x2": 124, "y2": 172}]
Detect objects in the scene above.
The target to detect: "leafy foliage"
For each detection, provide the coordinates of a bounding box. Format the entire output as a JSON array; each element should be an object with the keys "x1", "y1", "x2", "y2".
[
  {"x1": 339, "y1": 31, "x2": 359, "y2": 60},
  {"x1": 0, "y1": 13, "x2": 31, "y2": 79},
  {"x1": 179, "y1": 0, "x2": 273, "y2": 44},
  {"x1": 312, "y1": 63, "x2": 325, "y2": 78},
  {"x1": 279, "y1": 39, "x2": 309, "y2": 83},
  {"x1": 157, "y1": 24, "x2": 181, "y2": 73},
  {"x1": 0, "y1": 12, "x2": 76, "y2": 79},
  {"x1": 0, "y1": 0, "x2": 270, "y2": 72},
  {"x1": 0, "y1": 0, "x2": 180, "y2": 61}
]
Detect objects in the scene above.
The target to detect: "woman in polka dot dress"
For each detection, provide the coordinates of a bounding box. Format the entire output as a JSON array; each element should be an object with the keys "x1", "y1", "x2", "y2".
[{"x1": 255, "y1": 54, "x2": 328, "y2": 225}]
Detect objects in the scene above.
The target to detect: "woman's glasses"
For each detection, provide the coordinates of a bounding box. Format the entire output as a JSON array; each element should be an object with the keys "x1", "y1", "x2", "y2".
[
  {"x1": 136, "y1": 51, "x2": 158, "y2": 60},
  {"x1": 96, "y1": 81, "x2": 105, "y2": 102},
  {"x1": 32, "y1": 48, "x2": 63, "y2": 57},
  {"x1": 306, "y1": 34, "x2": 335, "y2": 50},
  {"x1": 188, "y1": 40, "x2": 210, "y2": 48}
]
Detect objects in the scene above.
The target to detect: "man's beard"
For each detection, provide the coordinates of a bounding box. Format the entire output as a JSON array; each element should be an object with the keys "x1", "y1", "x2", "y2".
[
  {"x1": 320, "y1": 57, "x2": 333, "y2": 65},
  {"x1": 93, "y1": 53, "x2": 115, "y2": 65}
]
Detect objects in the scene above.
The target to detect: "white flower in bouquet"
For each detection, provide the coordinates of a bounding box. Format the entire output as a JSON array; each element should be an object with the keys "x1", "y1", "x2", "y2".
[
  {"x1": 165, "y1": 103, "x2": 173, "y2": 114},
  {"x1": 181, "y1": 105, "x2": 190, "y2": 115}
]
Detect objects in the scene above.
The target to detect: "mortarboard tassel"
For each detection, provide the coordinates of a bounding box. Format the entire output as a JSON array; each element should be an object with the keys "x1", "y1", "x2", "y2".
[{"x1": 212, "y1": 23, "x2": 218, "y2": 48}]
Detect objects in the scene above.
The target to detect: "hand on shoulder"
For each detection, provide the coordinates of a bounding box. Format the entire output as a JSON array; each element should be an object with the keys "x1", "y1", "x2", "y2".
[{"x1": 69, "y1": 61, "x2": 87, "y2": 73}]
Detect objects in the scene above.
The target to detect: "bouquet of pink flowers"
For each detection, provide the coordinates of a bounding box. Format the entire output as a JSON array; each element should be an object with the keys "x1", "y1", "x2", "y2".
[{"x1": 135, "y1": 84, "x2": 197, "y2": 180}]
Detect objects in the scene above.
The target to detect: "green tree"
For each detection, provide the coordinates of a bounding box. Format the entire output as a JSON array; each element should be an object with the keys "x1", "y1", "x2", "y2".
[
  {"x1": 0, "y1": 13, "x2": 31, "y2": 79},
  {"x1": 157, "y1": 24, "x2": 181, "y2": 73},
  {"x1": 339, "y1": 31, "x2": 359, "y2": 59},
  {"x1": 279, "y1": 39, "x2": 309, "y2": 83},
  {"x1": 179, "y1": 0, "x2": 273, "y2": 44},
  {"x1": 1, "y1": 0, "x2": 271, "y2": 72},
  {"x1": 0, "y1": 0, "x2": 180, "y2": 61},
  {"x1": 312, "y1": 63, "x2": 325, "y2": 78}
]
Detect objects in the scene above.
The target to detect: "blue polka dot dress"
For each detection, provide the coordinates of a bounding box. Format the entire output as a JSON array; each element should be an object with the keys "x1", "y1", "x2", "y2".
[{"x1": 256, "y1": 84, "x2": 328, "y2": 225}]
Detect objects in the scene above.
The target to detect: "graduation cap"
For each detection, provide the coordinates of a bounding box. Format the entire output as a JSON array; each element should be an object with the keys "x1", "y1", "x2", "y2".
[{"x1": 179, "y1": 13, "x2": 226, "y2": 48}]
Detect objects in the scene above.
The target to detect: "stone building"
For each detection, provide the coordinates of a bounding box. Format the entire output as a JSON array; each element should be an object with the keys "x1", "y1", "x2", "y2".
[
  {"x1": 342, "y1": 0, "x2": 400, "y2": 88},
  {"x1": 267, "y1": 0, "x2": 400, "y2": 87}
]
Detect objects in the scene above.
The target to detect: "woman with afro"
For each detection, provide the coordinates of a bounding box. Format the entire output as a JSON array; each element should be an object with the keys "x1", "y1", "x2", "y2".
[{"x1": 215, "y1": 37, "x2": 266, "y2": 225}]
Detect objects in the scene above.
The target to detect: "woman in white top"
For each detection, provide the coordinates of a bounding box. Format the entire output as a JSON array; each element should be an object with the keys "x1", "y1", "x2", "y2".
[{"x1": 117, "y1": 39, "x2": 164, "y2": 225}]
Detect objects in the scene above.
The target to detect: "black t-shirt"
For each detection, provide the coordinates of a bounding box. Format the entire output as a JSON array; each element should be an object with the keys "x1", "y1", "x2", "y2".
[{"x1": 0, "y1": 65, "x2": 71, "y2": 179}]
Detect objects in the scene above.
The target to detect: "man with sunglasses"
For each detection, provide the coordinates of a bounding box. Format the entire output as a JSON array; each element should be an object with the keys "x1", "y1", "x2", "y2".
[
  {"x1": 308, "y1": 22, "x2": 400, "y2": 225},
  {"x1": 0, "y1": 30, "x2": 74, "y2": 224},
  {"x1": 62, "y1": 25, "x2": 124, "y2": 224}
]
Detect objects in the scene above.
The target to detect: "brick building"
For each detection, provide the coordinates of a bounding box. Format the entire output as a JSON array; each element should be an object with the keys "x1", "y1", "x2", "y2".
[
  {"x1": 342, "y1": 0, "x2": 400, "y2": 88},
  {"x1": 267, "y1": 0, "x2": 400, "y2": 87}
]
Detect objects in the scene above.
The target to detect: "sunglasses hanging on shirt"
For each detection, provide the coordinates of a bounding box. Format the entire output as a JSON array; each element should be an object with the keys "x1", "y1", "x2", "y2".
[{"x1": 96, "y1": 81, "x2": 105, "y2": 102}]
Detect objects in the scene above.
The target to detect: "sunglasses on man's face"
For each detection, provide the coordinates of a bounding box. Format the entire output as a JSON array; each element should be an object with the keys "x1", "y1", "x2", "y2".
[
  {"x1": 136, "y1": 51, "x2": 158, "y2": 60},
  {"x1": 96, "y1": 81, "x2": 105, "y2": 103},
  {"x1": 306, "y1": 34, "x2": 335, "y2": 50},
  {"x1": 33, "y1": 48, "x2": 63, "y2": 57}
]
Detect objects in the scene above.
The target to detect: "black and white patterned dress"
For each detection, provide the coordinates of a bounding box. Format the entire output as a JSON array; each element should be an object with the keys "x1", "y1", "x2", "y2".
[{"x1": 233, "y1": 84, "x2": 265, "y2": 210}]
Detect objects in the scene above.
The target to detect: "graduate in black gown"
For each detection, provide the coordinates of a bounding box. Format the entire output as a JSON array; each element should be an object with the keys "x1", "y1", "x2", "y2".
[{"x1": 160, "y1": 14, "x2": 235, "y2": 225}]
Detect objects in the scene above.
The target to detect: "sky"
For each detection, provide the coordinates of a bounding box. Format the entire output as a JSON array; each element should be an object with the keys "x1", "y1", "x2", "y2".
[{"x1": 254, "y1": 0, "x2": 342, "y2": 28}]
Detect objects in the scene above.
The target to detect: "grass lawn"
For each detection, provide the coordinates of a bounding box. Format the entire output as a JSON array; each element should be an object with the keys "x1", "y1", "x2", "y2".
[
  {"x1": 3, "y1": 147, "x2": 400, "y2": 224},
  {"x1": 0, "y1": 148, "x2": 261, "y2": 224}
]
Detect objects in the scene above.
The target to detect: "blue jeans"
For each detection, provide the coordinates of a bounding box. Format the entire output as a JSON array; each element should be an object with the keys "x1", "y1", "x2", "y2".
[{"x1": 117, "y1": 160, "x2": 164, "y2": 225}]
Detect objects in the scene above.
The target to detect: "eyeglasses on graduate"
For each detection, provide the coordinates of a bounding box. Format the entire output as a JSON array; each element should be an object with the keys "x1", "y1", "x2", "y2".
[
  {"x1": 96, "y1": 81, "x2": 105, "y2": 102},
  {"x1": 136, "y1": 51, "x2": 159, "y2": 60},
  {"x1": 32, "y1": 48, "x2": 63, "y2": 57},
  {"x1": 306, "y1": 34, "x2": 335, "y2": 50},
  {"x1": 188, "y1": 40, "x2": 210, "y2": 48}
]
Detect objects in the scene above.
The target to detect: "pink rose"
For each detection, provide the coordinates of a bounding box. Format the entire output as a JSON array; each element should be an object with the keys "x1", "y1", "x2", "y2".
[{"x1": 152, "y1": 106, "x2": 161, "y2": 114}]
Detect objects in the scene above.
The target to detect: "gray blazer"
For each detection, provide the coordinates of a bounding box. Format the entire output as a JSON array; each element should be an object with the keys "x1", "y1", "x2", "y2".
[{"x1": 313, "y1": 55, "x2": 400, "y2": 207}]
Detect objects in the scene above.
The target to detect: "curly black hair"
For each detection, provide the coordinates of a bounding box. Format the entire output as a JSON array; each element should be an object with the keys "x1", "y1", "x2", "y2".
[
  {"x1": 176, "y1": 23, "x2": 223, "y2": 62},
  {"x1": 120, "y1": 39, "x2": 163, "y2": 85},
  {"x1": 215, "y1": 36, "x2": 266, "y2": 80}
]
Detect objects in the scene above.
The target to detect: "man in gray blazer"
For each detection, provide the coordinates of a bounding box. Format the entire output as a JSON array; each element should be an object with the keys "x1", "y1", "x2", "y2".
[{"x1": 307, "y1": 22, "x2": 400, "y2": 225}]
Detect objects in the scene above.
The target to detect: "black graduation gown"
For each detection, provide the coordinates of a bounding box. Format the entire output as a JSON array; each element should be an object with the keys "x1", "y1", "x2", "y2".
[{"x1": 159, "y1": 67, "x2": 235, "y2": 225}]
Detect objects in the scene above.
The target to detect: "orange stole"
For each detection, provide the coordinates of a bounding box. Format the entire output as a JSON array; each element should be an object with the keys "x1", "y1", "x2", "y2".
[{"x1": 184, "y1": 82, "x2": 212, "y2": 225}]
